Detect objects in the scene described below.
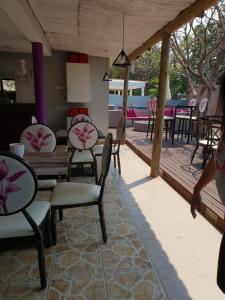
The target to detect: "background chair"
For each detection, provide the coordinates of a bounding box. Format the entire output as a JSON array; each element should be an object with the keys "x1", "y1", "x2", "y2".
[
  {"x1": 94, "y1": 116, "x2": 125, "y2": 175},
  {"x1": 68, "y1": 121, "x2": 99, "y2": 182},
  {"x1": 71, "y1": 113, "x2": 92, "y2": 126},
  {"x1": 0, "y1": 152, "x2": 51, "y2": 288},
  {"x1": 51, "y1": 133, "x2": 113, "y2": 244},
  {"x1": 171, "y1": 105, "x2": 197, "y2": 144},
  {"x1": 191, "y1": 116, "x2": 222, "y2": 168},
  {"x1": 20, "y1": 123, "x2": 57, "y2": 191}
]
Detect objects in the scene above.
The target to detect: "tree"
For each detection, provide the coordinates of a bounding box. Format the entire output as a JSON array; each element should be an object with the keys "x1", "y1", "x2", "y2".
[{"x1": 171, "y1": 0, "x2": 225, "y2": 100}]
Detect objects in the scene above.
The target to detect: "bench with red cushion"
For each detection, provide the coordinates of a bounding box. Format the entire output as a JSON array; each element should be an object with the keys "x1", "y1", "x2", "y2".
[{"x1": 127, "y1": 108, "x2": 150, "y2": 121}]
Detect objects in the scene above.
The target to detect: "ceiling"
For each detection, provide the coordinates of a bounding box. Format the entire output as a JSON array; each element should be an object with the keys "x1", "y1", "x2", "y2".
[{"x1": 0, "y1": 0, "x2": 216, "y2": 58}]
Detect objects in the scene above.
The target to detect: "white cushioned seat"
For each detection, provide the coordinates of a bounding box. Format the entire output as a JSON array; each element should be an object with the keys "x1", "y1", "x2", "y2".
[
  {"x1": 0, "y1": 201, "x2": 50, "y2": 238},
  {"x1": 71, "y1": 150, "x2": 94, "y2": 163},
  {"x1": 51, "y1": 182, "x2": 101, "y2": 206},
  {"x1": 94, "y1": 145, "x2": 117, "y2": 155},
  {"x1": 38, "y1": 179, "x2": 57, "y2": 189}
]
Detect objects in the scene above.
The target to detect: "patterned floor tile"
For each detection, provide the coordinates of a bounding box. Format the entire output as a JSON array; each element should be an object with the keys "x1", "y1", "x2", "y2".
[
  {"x1": 52, "y1": 240, "x2": 103, "y2": 278},
  {"x1": 101, "y1": 232, "x2": 151, "y2": 273},
  {"x1": 0, "y1": 283, "x2": 47, "y2": 300},
  {"x1": 0, "y1": 247, "x2": 53, "y2": 284},
  {"x1": 106, "y1": 270, "x2": 167, "y2": 300},
  {"x1": 48, "y1": 274, "x2": 107, "y2": 300}
]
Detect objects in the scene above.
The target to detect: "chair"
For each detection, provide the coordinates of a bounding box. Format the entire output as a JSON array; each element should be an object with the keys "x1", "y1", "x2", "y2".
[
  {"x1": 71, "y1": 113, "x2": 92, "y2": 126},
  {"x1": 68, "y1": 121, "x2": 99, "y2": 182},
  {"x1": 51, "y1": 133, "x2": 113, "y2": 244},
  {"x1": 94, "y1": 116, "x2": 126, "y2": 175},
  {"x1": 20, "y1": 123, "x2": 57, "y2": 191},
  {"x1": 171, "y1": 105, "x2": 197, "y2": 144},
  {"x1": 191, "y1": 116, "x2": 222, "y2": 168},
  {"x1": 0, "y1": 152, "x2": 51, "y2": 288}
]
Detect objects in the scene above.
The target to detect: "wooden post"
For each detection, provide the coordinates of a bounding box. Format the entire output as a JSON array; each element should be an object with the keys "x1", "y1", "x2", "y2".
[
  {"x1": 121, "y1": 65, "x2": 129, "y2": 144},
  {"x1": 151, "y1": 33, "x2": 171, "y2": 177}
]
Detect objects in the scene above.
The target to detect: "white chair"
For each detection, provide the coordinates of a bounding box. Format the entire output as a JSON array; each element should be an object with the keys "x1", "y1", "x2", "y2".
[
  {"x1": 68, "y1": 121, "x2": 99, "y2": 182},
  {"x1": 20, "y1": 123, "x2": 57, "y2": 191},
  {"x1": 51, "y1": 133, "x2": 113, "y2": 244},
  {"x1": 0, "y1": 152, "x2": 51, "y2": 288}
]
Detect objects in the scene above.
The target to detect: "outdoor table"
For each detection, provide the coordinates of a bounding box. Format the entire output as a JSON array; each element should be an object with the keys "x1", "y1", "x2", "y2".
[{"x1": 24, "y1": 152, "x2": 71, "y2": 177}]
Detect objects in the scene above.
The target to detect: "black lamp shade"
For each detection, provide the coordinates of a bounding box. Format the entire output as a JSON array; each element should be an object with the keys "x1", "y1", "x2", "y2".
[
  {"x1": 102, "y1": 71, "x2": 112, "y2": 81},
  {"x1": 113, "y1": 49, "x2": 131, "y2": 67}
]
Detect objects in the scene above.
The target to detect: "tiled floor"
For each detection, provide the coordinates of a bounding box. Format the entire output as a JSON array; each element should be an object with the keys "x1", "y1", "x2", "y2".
[{"x1": 0, "y1": 145, "x2": 224, "y2": 299}]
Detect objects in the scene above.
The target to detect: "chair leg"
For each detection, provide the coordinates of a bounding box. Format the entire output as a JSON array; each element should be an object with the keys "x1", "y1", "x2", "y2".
[
  {"x1": 98, "y1": 203, "x2": 107, "y2": 243},
  {"x1": 37, "y1": 239, "x2": 46, "y2": 289},
  {"x1": 117, "y1": 153, "x2": 121, "y2": 175},
  {"x1": 150, "y1": 120, "x2": 155, "y2": 141},
  {"x1": 51, "y1": 208, "x2": 57, "y2": 245},
  {"x1": 93, "y1": 161, "x2": 98, "y2": 184},
  {"x1": 191, "y1": 144, "x2": 199, "y2": 163},
  {"x1": 59, "y1": 209, "x2": 63, "y2": 222},
  {"x1": 113, "y1": 154, "x2": 117, "y2": 168},
  {"x1": 44, "y1": 210, "x2": 52, "y2": 248}
]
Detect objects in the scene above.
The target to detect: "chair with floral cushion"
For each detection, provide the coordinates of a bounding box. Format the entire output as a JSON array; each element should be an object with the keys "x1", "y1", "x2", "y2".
[
  {"x1": 51, "y1": 133, "x2": 112, "y2": 244},
  {"x1": 0, "y1": 152, "x2": 51, "y2": 288},
  {"x1": 71, "y1": 113, "x2": 92, "y2": 126},
  {"x1": 20, "y1": 123, "x2": 57, "y2": 191},
  {"x1": 68, "y1": 121, "x2": 99, "y2": 182}
]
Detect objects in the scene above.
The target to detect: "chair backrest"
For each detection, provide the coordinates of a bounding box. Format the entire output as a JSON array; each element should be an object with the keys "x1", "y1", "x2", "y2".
[
  {"x1": 20, "y1": 124, "x2": 56, "y2": 152},
  {"x1": 101, "y1": 133, "x2": 113, "y2": 178},
  {"x1": 31, "y1": 115, "x2": 38, "y2": 124},
  {"x1": 0, "y1": 152, "x2": 37, "y2": 216},
  {"x1": 188, "y1": 98, "x2": 197, "y2": 107},
  {"x1": 68, "y1": 121, "x2": 98, "y2": 150},
  {"x1": 71, "y1": 114, "x2": 92, "y2": 126},
  {"x1": 199, "y1": 98, "x2": 208, "y2": 113},
  {"x1": 147, "y1": 98, "x2": 157, "y2": 115}
]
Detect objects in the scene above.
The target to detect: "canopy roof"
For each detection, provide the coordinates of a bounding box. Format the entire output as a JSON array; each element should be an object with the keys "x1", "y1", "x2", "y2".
[{"x1": 0, "y1": 0, "x2": 218, "y2": 57}]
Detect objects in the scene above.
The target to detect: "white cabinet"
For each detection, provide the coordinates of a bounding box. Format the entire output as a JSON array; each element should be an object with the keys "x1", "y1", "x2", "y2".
[{"x1": 66, "y1": 63, "x2": 90, "y2": 103}]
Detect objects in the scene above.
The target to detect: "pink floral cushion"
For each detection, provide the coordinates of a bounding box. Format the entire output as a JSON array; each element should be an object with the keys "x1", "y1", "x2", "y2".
[
  {"x1": 20, "y1": 124, "x2": 56, "y2": 152},
  {"x1": 0, "y1": 153, "x2": 36, "y2": 215},
  {"x1": 68, "y1": 122, "x2": 98, "y2": 150}
]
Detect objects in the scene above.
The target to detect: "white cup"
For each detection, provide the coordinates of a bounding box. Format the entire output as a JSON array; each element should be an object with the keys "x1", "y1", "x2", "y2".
[{"x1": 9, "y1": 143, "x2": 25, "y2": 158}]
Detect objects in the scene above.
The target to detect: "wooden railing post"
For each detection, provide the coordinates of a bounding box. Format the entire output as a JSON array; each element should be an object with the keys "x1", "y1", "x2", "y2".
[
  {"x1": 121, "y1": 65, "x2": 129, "y2": 144},
  {"x1": 151, "y1": 33, "x2": 171, "y2": 177}
]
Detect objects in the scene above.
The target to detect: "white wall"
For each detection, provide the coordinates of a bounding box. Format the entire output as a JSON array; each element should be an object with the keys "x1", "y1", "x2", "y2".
[{"x1": 89, "y1": 56, "x2": 108, "y2": 135}]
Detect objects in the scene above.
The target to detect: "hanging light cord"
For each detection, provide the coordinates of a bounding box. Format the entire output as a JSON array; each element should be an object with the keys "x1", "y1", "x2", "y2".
[
  {"x1": 77, "y1": 1, "x2": 81, "y2": 53},
  {"x1": 122, "y1": 13, "x2": 125, "y2": 50}
]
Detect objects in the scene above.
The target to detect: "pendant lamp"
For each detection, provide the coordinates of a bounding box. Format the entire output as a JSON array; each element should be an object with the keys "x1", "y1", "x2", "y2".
[
  {"x1": 103, "y1": 50, "x2": 112, "y2": 81},
  {"x1": 113, "y1": 14, "x2": 131, "y2": 67}
]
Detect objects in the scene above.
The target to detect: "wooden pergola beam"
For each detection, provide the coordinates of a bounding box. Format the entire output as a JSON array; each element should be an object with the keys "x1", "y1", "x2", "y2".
[{"x1": 128, "y1": 0, "x2": 218, "y2": 60}]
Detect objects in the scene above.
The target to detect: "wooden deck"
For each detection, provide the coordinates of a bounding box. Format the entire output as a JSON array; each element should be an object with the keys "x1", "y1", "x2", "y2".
[{"x1": 124, "y1": 127, "x2": 225, "y2": 232}]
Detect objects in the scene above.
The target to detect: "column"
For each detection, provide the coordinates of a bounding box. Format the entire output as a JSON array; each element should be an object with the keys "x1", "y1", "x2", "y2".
[
  {"x1": 32, "y1": 42, "x2": 46, "y2": 124},
  {"x1": 151, "y1": 33, "x2": 171, "y2": 177},
  {"x1": 141, "y1": 87, "x2": 144, "y2": 96}
]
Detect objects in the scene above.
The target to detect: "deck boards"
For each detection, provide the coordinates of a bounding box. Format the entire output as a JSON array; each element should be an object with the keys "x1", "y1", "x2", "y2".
[{"x1": 124, "y1": 128, "x2": 225, "y2": 230}]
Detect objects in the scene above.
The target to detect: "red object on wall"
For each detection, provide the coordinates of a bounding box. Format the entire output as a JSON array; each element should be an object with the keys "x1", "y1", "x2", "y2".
[
  {"x1": 67, "y1": 53, "x2": 88, "y2": 63},
  {"x1": 68, "y1": 107, "x2": 89, "y2": 117}
]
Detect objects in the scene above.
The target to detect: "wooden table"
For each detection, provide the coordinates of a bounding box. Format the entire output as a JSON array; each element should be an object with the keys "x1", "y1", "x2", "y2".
[{"x1": 24, "y1": 152, "x2": 71, "y2": 176}]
